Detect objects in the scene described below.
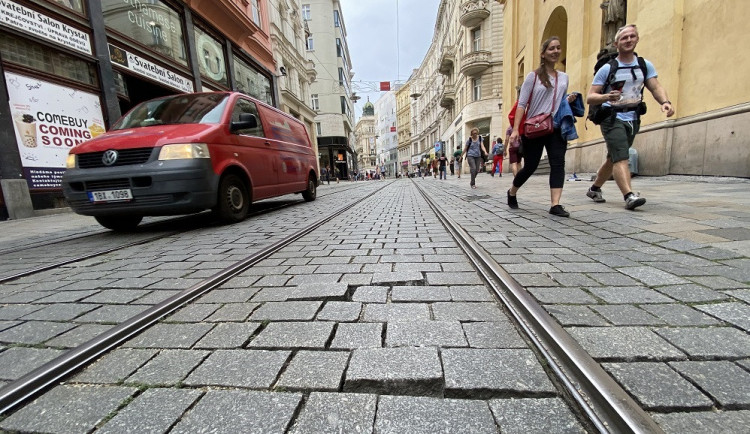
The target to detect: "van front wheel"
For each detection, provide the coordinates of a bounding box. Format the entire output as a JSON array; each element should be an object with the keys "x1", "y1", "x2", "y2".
[
  {"x1": 216, "y1": 174, "x2": 249, "y2": 223},
  {"x1": 302, "y1": 174, "x2": 316, "y2": 202}
]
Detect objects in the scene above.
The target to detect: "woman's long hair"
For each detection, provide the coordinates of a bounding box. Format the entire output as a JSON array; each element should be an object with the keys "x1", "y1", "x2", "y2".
[{"x1": 535, "y1": 36, "x2": 559, "y2": 88}]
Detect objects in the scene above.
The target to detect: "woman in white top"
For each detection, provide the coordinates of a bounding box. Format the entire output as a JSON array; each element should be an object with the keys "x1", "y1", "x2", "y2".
[{"x1": 507, "y1": 36, "x2": 576, "y2": 217}]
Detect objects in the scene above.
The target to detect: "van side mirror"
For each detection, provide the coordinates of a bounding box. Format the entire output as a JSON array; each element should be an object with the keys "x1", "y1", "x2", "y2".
[{"x1": 231, "y1": 113, "x2": 257, "y2": 132}]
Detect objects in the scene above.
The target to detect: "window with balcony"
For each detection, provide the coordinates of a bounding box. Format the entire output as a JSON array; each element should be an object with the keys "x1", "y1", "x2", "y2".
[
  {"x1": 311, "y1": 94, "x2": 319, "y2": 110},
  {"x1": 301, "y1": 4, "x2": 311, "y2": 21},
  {"x1": 306, "y1": 36, "x2": 314, "y2": 51},
  {"x1": 472, "y1": 77, "x2": 481, "y2": 101},
  {"x1": 472, "y1": 27, "x2": 481, "y2": 52}
]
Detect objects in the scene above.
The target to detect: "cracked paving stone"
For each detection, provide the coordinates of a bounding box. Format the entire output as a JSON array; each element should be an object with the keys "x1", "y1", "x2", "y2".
[
  {"x1": 276, "y1": 350, "x2": 349, "y2": 391},
  {"x1": 247, "y1": 321, "x2": 334, "y2": 349},
  {"x1": 654, "y1": 327, "x2": 750, "y2": 359},
  {"x1": 489, "y1": 398, "x2": 586, "y2": 434},
  {"x1": 386, "y1": 321, "x2": 468, "y2": 347},
  {"x1": 183, "y1": 349, "x2": 290, "y2": 388},
  {"x1": 375, "y1": 395, "x2": 497, "y2": 434},
  {"x1": 289, "y1": 392, "x2": 376, "y2": 434},
  {"x1": 344, "y1": 347, "x2": 442, "y2": 396},
  {"x1": 97, "y1": 388, "x2": 203, "y2": 434},
  {"x1": 669, "y1": 361, "x2": 750, "y2": 408},
  {"x1": 567, "y1": 327, "x2": 686, "y2": 361}
]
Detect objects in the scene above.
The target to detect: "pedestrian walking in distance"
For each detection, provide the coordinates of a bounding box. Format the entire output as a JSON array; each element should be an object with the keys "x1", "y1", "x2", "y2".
[
  {"x1": 462, "y1": 128, "x2": 488, "y2": 189},
  {"x1": 491, "y1": 137, "x2": 504, "y2": 177},
  {"x1": 586, "y1": 24, "x2": 674, "y2": 210},
  {"x1": 453, "y1": 146, "x2": 463, "y2": 178},
  {"x1": 507, "y1": 36, "x2": 573, "y2": 217}
]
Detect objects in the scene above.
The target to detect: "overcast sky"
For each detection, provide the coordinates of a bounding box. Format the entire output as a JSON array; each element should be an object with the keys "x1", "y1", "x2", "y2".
[{"x1": 339, "y1": 0, "x2": 441, "y2": 119}]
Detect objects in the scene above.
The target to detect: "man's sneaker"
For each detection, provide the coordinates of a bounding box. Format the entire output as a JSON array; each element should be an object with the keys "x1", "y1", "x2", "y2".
[
  {"x1": 625, "y1": 192, "x2": 646, "y2": 210},
  {"x1": 507, "y1": 190, "x2": 519, "y2": 209},
  {"x1": 549, "y1": 204, "x2": 570, "y2": 217},
  {"x1": 586, "y1": 187, "x2": 606, "y2": 203}
]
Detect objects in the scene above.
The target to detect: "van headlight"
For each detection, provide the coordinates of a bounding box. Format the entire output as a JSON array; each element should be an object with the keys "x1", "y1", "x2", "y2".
[
  {"x1": 158, "y1": 143, "x2": 210, "y2": 160},
  {"x1": 66, "y1": 154, "x2": 77, "y2": 168}
]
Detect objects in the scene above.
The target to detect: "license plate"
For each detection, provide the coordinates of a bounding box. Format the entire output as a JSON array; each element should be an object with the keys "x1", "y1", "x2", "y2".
[{"x1": 88, "y1": 189, "x2": 133, "y2": 202}]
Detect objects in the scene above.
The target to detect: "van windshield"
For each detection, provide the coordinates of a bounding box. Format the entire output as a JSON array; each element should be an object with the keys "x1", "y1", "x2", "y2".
[{"x1": 113, "y1": 93, "x2": 229, "y2": 130}]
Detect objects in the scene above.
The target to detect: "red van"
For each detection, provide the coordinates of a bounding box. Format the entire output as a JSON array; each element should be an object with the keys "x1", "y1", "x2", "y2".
[{"x1": 62, "y1": 92, "x2": 318, "y2": 231}]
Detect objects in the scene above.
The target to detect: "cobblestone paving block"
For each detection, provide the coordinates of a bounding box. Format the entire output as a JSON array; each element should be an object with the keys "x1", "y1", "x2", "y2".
[
  {"x1": 0, "y1": 320, "x2": 75, "y2": 344},
  {"x1": 0, "y1": 347, "x2": 65, "y2": 380},
  {"x1": 287, "y1": 282, "x2": 349, "y2": 300},
  {"x1": 363, "y1": 303, "x2": 431, "y2": 322},
  {"x1": 432, "y1": 302, "x2": 505, "y2": 322},
  {"x1": 0, "y1": 304, "x2": 44, "y2": 320},
  {"x1": 82, "y1": 289, "x2": 151, "y2": 304},
  {"x1": 205, "y1": 303, "x2": 259, "y2": 322},
  {"x1": 587, "y1": 272, "x2": 644, "y2": 286},
  {"x1": 374, "y1": 395, "x2": 497, "y2": 434},
  {"x1": 689, "y1": 275, "x2": 749, "y2": 290},
  {"x1": 73, "y1": 348, "x2": 159, "y2": 383},
  {"x1": 690, "y1": 247, "x2": 743, "y2": 261},
  {"x1": 391, "y1": 285, "x2": 451, "y2": 302},
  {"x1": 394, "y1": 262, "x2": 442, "y2": 272},
  {"x1": 247, "y1": 321, "x2": 334, "y2": 349},
  {"x1": 696, "y1": 302, "x2": 750, "y2": 331},
  {"x1": 617, "y1": 266, "x2": 689, "y2": 286},
  {"x1": 34, "y1": 288, "x2": 100, "y2": 303},
  {"x1": 548, "y1": 273, "x2": 602, "y2": 287},
  {"x1": 330, "y1": 322, "x2": 383, "y2": 349},
  {"x1": 341, "y1": 273, "x2": 373, "y2": 285},
  {"x1": 166, "y1": 303, "x2": 221, "y2": 322},
  {"x1": 183, "y1": 349, "x2": 290, "y2": 388},
  {"x1": 0, "y1": 384, "x2": 137, "y2": 433},
  {"x1": 19, "y1": 303, "x2": 99, "y2": 321},
  {"x1": 425, "y1": 272, "x2": 483, "y2": 285},
  {"x1": 276, "y1": 350, "x2": 350, "y2": 391},
  {"x1": 725, "y1": 289, "x2": 750, "y2": 303},
  {"x1": 98, "y1": 388, "x2": 203, "y2": 434},
  {"x1": 133, "y1": 290, "x2": 180, "y2": 305},
  {"x1": 442, "y1": 349, "x2": 555, "y2": 396},
  {"x1": 669, "y1": 361, "x2": 750, "y2": 408},
  {"x1": 193, "y1": 322, "x2": 260, "y2": 349},
  {"x1": 567, "y1": 327, "x2": 686, "y2": 361},
  {"x1": 463, "y1": 321, "x2": 528, "y2": 348},
  {"x1": 602, "y1": 362, "x2": 713, "y2": 410},
  {"x1": 489, "y1": 397, "x2": 586, "y2": 434},
  {"x1": 287, "y1": 273, "x2": 342, "y2": 286},
  {"x1": 652, "y1": 410, "x2": 750, "y2": 434},
  {"x1": 513, "y1": 273, "x2": 559, "y2": 287},
  {"x1": 124, "y1": 323, "x2": 212, "y2": 349},
  {"x1": 449, "y1": 285, "x2": 494, "y2": 301},
  {"x1": 252, "y1": 275, "x2": 292, "y2": 287},
  {"x1": 289, "y1": 392, "x2": 376, "y2": 434},
  {"x1": 127, "y1": 349, "x2": 209, "y2": 386},
  {"x1": 248, "y1": 301, "x2": 323, "y2": 321},
  {"x1": 0, "y1": 290, "x2": 54, "y2": 303},
  {"x1": 345, "y1": 347, "x2": 443, "y2": 396},
  {"x1": 352, "y1": 286, "x2": 388, "y2": 303},
  {"x1": 654, "y1": 327, "x2": 750, "y2": 358},
  {"x1": 45, "y1": 323, "x2": 113, "y2": 348},
  {"x1": 586, "y1": 286, "x2": 675, "y2": 304},
  {"x1": 654, "y1": 284, "x2": 731, "y2": 302},
  {"x1": 590, "y1": 305, "x2": 666, "y2": 326},
  {"x1": 502, "y1": 263, "x2": 561, "y2": 274},
  {"x1": 527, "y1": 287, "x2": 599, "y2": 304},
  {"x1": 317, "y1": 301, "x2": 362, "y2": 321},
  {"x1": 251, "y1": 287, "x2": 292, "y2": 302},
  {"x1": 386, "y1": 321, "x2": 468, "y2": 348},
  {"x1": 75, "y1": 304, "x2": 150, "y2": 323},
  {"x1": 0, "y1": 320, "x2": 19, "y2": 332},
  {"x1": 441, "y1": 262, "x2": 476, "y2": 272},
  {"x1": 217, "y1": 275, "x2": 261, "y2": 288},
  {"x1": 196, "y1": 287, "x2": 258, "y2": 303},
  {"x1": 171, "y1": 390, "x2": 302, "y2": 433},
  {"x1": 371, "y1": 270, "x2": 424, "y2": 285},
  {"x1": 640, "y1": 304, "x2": 722, "y2": 326}
]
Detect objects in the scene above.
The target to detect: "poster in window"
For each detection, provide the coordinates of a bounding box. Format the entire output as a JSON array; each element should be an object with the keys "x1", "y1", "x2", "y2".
[{"x1": 5, "y1": 72, "x2": 104, "y2": 189}]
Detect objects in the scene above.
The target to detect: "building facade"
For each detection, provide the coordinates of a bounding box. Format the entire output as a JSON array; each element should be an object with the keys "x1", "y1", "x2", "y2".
[
  {"x1": 374, "y1": 89, "x2": 398, "y2": 177},
  {"x1": 499, "y1": 0, "x2": 750, "y2": 178},
  {"x1": 395, "y1": 81, "x2": 412, "y2": 176},
  {"x1": 0, "y1": 0, "x2": 278, "y2": 219},
  {"x1": 408, "y1": 0, "x2": 504, "y2": 174},
  {"x1": 268, "y1": 0, "x2": 318, "y2": 158},
  {"x1": 305, "y1": 0, "x2": 355, "y2": 180},
  {"x1": 353, "y1": 100, "x2": 376, "y2": 176}
]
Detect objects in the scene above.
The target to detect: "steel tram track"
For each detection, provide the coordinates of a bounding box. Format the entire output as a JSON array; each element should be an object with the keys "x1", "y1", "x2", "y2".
[
  {"x1": 0, "y1": 185, "x2": 360, "y2": 284},
  {"x1": 413, "y1": 180, "x2": 663, "y2": 434},
  {"x1": 0, "y1": 182, "x2": 386, "y2": 416}
]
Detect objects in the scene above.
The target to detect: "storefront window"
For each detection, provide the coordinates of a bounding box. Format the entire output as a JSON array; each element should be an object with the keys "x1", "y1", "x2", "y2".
[
  {"x1": 233, "y1": 55, "x2": 272, "y2": 105},
  {"x1": 194, "y1": 27, "x2": 227, "y2": 87},
  {"x1": 0, "y1": 33, "x2": 97, "y2": 86},
  {"x1": 102, "y1": 0, "x2": 187, "y2": 66},
  {"x1": 49, "y1": 0, "x2": 85, "y2": 14}
]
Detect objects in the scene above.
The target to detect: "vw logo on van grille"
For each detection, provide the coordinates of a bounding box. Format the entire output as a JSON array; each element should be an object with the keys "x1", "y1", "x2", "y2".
[{"x1": 102, "y1": 150, "x2": 119, "y2": 166}]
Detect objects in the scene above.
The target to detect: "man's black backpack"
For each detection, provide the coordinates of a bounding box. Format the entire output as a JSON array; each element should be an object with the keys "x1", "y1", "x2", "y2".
[{"x1": 587, "y1": 50, "x2": 648, "y2": 125}]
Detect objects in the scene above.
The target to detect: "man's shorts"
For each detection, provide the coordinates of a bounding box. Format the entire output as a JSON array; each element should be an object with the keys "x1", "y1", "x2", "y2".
[
  {"x1": 508, "y1": 145, "x2": 520, "y2": 164},
  {"x1": 601, "y1": 117, "x2": 641, "y2": 163}
]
